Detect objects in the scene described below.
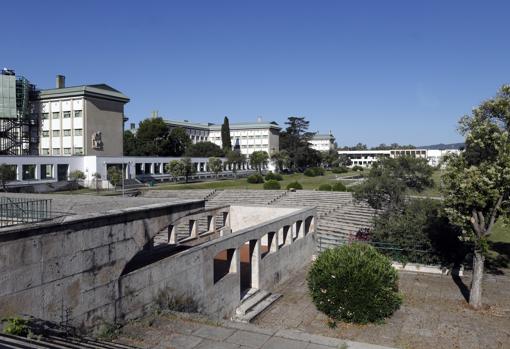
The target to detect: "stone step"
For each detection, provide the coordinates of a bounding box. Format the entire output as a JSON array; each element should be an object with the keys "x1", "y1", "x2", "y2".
[
  {"x1": 235, "y1": 289, "x2": 270, "y2": 315},
  {"x1": 233, "y1": 293, "x2": 282, "y2": 323}
]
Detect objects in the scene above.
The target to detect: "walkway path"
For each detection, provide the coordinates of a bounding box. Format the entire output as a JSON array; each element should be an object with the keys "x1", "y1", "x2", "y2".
[{"x1": 116, "y1": 313, "x2": 395, "y2": 349}]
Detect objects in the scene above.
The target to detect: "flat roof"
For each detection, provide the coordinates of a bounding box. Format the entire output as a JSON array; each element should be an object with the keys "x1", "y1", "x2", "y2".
[
  {"x1": 165, "y1": 119, "x2": 281, "y2": 131},
  {"x1": 37, "y1": 84, "x2": 130, "y2": 103},
  {"x1": 312, "y1": 134, "x2": 335, "y2": 141}
]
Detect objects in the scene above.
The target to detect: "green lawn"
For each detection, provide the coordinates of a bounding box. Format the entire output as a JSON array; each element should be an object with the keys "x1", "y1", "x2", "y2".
[
  {"x1": 153, "y1": 170, "x2": 359, "y2": 191},
  {"x1": 489, "y1": 220, "x2": 510, "y2": 243}
]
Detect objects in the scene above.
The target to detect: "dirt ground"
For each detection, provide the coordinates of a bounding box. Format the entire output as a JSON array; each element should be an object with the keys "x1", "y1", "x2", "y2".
[{"x1": 253, "y1": 267, "x2": 510, "y2": 349}]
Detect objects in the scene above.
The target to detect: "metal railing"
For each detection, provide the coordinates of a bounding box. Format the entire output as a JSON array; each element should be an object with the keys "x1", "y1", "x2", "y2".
[{"x1": 0, "y1": 197, "x2": 53, "y2": 227}]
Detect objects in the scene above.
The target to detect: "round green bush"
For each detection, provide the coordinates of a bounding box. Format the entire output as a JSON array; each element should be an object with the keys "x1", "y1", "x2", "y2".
[
  {"x1": 247, "y1": 173, "x2": 264, "y2": 184},
  {"x1": 263, "y1": 180, "x2": 281, "y2": 190},
  {"x1": 304, "y1": 168, "x2": 316, "y2": 177},
  {"x1": 318, "y1": 184, "x2": 332, "y2": 191},
  {"x1": 307, "y1": 243, "x2": 402, "y2": 324},
  {"x1": 352, "y1": 165, "x2": 364, "y2": 172},
  {"x1": 313, "y1": 167, "x2": 325, "y2": 176},
  {"x1": 332, "y1": 182, "x2": 347, "y2": 191},
  {"x1": 265, "y1": 171, "x2": 283, "y2": 181},
  {"x1": 331, "y1": 166, "x2": 349, "y2": 174},
  {"x1": 286, "y1": 181, "x2": 303, "y2": 190}
]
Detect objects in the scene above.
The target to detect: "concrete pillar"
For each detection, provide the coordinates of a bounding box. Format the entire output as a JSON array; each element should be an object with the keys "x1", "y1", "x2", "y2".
[
  {"x1": 189, "y1": 220, "x2": 198, "y2": 238},
  {"x1": 168, "y1": 225, "x2": 177, "y2": 244},
  {"x1": 297, "y1": 220, "x2": 305, "y2": 238},
  {"x1": 230, "y1": 248, "x2": 239, "y2": 274},
  {"x1": 284, "y1": 225, "x2": 292, "y2": 245},
  {"x1": 223, "y1": 211, "x2": 230, "y2": 228},
  {"x1": 207, "y1": 215, "x2": 216, "y2": 233},
  {"x1": 150, "y1": 163, "x2": 155, "y2": 174},
  {"x1": 250, "y1": 239, "x2": 260, "y2": 289}
]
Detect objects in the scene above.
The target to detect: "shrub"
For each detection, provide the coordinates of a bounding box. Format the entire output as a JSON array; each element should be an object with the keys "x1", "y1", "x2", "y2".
[
  {"x1": 318, "y1": 184, "x2": 332, "y2": 191},
  {"x1": 286, "y1": 181, "x2": 303, "y2": 190},
  {"x1": 308, "y1": 243, "x2": 402, "y2": 324},
  {"x1": 247, "y1": 173, "x2": 264, "y2": 184},
  {"x1": 313, "y1": 167, "x2": 326, "y2": 176},
  {"x1": 264, "y1": 180, "x2": 281, "y2": 190},
  {"x1": 352, "y1": 165, "x2": 364, "y2": 172},
  {"x1": 331, "y1": 166, "x2": 349, "y2": 174},
  {"x1": 304, "y1": 168, "x2": 316, "y2": 177},
  {"x1": 2, "y1": 317, "x2": 29, "y2": 336},
  {"x1": 265, "y1": 171, "x2": 283, "y2": 181},
  {"x1": 332, "y1": 182, "x2": 347, "y2": 192}
]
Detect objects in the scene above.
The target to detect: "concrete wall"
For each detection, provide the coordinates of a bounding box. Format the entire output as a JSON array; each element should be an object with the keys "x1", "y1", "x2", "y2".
[
  {"x1": 84, "y1": 97, "x2": 125, "y2": 156},
  {"x1": 229, "y1": 205, "x2": 297, "y2": 231},
  {"x1": 117, "y1": 206, "x2": 316, "y2": 321},
  {"x1": 0, "y1": 200, "x2": 204, "y2": 329}
]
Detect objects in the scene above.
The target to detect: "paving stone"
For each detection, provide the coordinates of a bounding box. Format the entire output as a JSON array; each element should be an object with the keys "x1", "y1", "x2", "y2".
[
  {"x1": 193, "y1": 338, "x2": 241, "y2": 349},
  {"x1": 225, "y1": 329, "x2": 271, "y2": 348},
  {"x1": 166, "y1": 334, "x2": 203, "y2": 349},
  {"x1": 305, "y1": 344, "x2": 336, "y2": 349},
  {"x1": 261, "y1": 337, "x2": 309, "y2": 349},
  {"x1": 192, "y1": 324, "x2": 236, "y2": 341}
]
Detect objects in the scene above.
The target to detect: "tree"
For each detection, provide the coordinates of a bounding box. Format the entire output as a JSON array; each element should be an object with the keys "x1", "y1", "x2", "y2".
[
  {"x1": 168, "y1": 127, "x2": 191, "y2": 156},
  {"x1": 185, "y1": 141, "x2": 224, "y2": 157},
  {"x1": 336, "y1": 154, "x2": 353, "y2": 167},
  {"x1": 279, "y1": 116, "x2": 316, "y2": 169},
  {"x1": 441, "y1": 85, "x2": 510, "y2": 309},
  {"x1": 249, "y1": 151, "x2": 269, "y2": 173},
  {"x1": 166, "y1": 157, "x2": 197, "y2": 183},
  {"x1": 0, "y1": 164, "x2": 16, "y2": 191},
  {"x1": 107, "y1": 167, "x2": 123, "y2": 187},
  {"x1": 69, "y1": 170, "x2": 85, "y2": 191},
  {"x1": 136, "y1": 117, "x2": 169, "y2": 155},
  {"x1": 226, "y1": 150, "x2": 246, "y2": 177},
  {"x1": 321, "y1": 150, "x2": 339, "y2": 168},
  {"x1": 270, "y1": 150, "x2": 290, "y2": 172},
  {"x1": 123, "y1": 131, "x2": 142, "y2": 156},
  {"x1": 221, "y1": 116, "x2": 232, "y2": 151},
  {"x1": 354, "y1": 156, "x2": 434, "y2": 210},
  {"x1": 208, "y1": 157, "x2": 223, "y2": 178}
]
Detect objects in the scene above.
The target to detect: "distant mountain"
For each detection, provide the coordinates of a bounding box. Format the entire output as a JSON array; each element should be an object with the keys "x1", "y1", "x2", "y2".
[{"x1": 419, "y1": 142, "x2": 464, "y2": 150}]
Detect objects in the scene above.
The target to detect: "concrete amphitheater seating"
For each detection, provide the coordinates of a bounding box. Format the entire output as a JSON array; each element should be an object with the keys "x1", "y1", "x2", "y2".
[{"x1": 206, "y1": 190, "x2": 288, "y2": 206}]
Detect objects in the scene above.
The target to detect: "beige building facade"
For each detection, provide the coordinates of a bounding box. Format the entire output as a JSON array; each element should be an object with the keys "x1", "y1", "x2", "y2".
[{"x1": 35, "y1": 81, "x2": 129, "y2": 157}]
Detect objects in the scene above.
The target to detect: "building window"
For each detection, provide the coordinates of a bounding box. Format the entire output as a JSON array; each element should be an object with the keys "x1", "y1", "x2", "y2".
[
  {"x1": 74, "y1": 110, "x2": 82, "y2": 118},
  {"x1": 40, "y1": 164, "x2": 53, "y2": 179},
  {"x1": 63, "y1": 111, "x2": 71, "y2": 118},
  {"x1": 22, "y1": 165, "x2": 36, "y2": 180},
  {"x1": 41, "y1": 113, "x2": 49, "y2": 119},
  {"x1": 42, "y1": 148, "x2": 50, "y2": 155},
  {"x1": 52, "y1": 112, "x2": 60, "y2": 119},
  {"x1": 74, "y1": 147, "x2": 83, "y2": 155},
  {"x1": 52, "y1": 130, "x2": 60, "y2": 137},
  {"x1": 53, "y1": 148, "x2": 61, "y2": 155},
  {"x1": 42, "y1": 131, "x2": 49, "y2": 137},
  {"x1": 63, "y1": 129, "x2": 71, "y2": 136},
  {"x1": 63, "y1": 148, "x2": 71, "y2": 155},
  {"x1": 74, "y1": 129, "x2": 83, "y2": 136}
]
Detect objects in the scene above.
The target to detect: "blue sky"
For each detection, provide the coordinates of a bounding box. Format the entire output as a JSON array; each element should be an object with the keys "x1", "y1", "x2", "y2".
[{"x1": 3, "y1": 0, "x2": 509, "y2": 147}]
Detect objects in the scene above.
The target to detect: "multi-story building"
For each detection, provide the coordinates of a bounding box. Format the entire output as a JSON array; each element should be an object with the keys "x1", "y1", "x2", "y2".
[
  {"x1": 338, "y1": 148, "x2": 428, "y2": 167},
  {"x1": 165, "y1": 118, "x2": 281, "y2": 156},
  {"x1": 34, "y1": 75, "x2": 129, "y2": 156},
  {"x1": 310, "y1": 132, "x2": 336, "y2": 152},
  {"x1": 0, "y1": 69, "x2": 39, "y2": 155}
]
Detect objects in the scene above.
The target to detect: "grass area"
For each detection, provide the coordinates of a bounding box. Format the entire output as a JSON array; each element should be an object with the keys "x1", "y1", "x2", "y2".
[{"x1": 153, "y1": 170, "x2": 359, "y2": 191}]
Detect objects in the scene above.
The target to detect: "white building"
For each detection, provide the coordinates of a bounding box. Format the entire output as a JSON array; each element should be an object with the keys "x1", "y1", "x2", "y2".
[
  {"x1": 310, "y1": 132, "x2": 336, "y2": 152},
  {"x1": 337, "y1": 148, "x2": 454, "y2": 167},
  {"x1": 34, "y1": 76, "x2": 129, "y2": 157},
  {"x1": 0, "y1": 154, "x2": 261, "y2": 189},
  {"x1": 165, "y1": 119, "x2": 281, "y2": 156}
]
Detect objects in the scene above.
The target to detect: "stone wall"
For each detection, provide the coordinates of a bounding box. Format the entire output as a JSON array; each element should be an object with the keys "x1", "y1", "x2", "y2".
[
  {"x1": 117, "y1": 207, "x2": 317, "y2": 321},
  {"x1": 0, "y1": 200, "x2": 204, "y2": 329}
]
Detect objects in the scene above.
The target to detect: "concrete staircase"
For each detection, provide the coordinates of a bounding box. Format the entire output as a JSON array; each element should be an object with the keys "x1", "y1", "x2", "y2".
[{"x1": 232, "y1": 289, "x2": 281, "y2": 323}]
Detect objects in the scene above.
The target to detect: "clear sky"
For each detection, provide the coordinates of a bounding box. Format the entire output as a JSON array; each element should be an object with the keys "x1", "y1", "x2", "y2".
[{"x1": 3, "y1": 0, "x2": 509, "y2": 147}]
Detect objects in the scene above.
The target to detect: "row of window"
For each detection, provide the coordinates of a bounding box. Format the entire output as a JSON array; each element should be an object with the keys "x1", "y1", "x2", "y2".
[
  {"x1": 41, "y1": 110, "x2": 83, "y2": 119},
  {"x1": 42, "y1": 129, "x2": 83, "y2": 137},
  {"x1": 41, "y1": 148, "x2": 83, "y2": 155}
]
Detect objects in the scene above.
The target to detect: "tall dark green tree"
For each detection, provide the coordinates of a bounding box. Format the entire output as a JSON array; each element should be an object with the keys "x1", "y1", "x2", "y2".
[
  {"x1": 221, "y1": 116, "x2": 232, "y2": 151},
  {"x1": 279, "y1": 116, "x2": 316, "y2": 169}
]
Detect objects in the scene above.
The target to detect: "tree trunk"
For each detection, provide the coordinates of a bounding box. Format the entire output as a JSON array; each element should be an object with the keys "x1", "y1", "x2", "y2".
[{"x1": 469, "y1": 250, "x2": 485, "y2": 309}]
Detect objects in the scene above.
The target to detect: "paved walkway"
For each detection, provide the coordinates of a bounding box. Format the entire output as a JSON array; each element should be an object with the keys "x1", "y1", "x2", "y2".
[
  {"x1": 253, "y1": 268, "x2": 510, "y2": 349},
  {"x1": 116, "y1": 313, "x2": 395, "y2": 349}
]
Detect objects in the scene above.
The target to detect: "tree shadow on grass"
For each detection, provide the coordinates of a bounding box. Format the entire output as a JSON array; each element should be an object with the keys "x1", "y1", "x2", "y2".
[
  {"x1": 451, "y1": 262, "x2": 470, "y2": 302},
  {"x1": 485, "y1": 242, "x2": 510, "y2": 275}
]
